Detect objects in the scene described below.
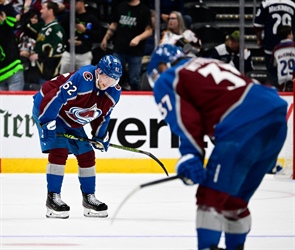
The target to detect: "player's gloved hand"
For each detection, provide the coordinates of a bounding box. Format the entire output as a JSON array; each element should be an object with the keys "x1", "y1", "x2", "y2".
[
  {"x1": 40, "y1": 120, "x2": 56, "y2": 143},
  {"x1": 176, "y1": 154, "x2": 206, "y2": 185},
  {"x1": 92, "y1": 132, "x2": 110, "y2": 152}
]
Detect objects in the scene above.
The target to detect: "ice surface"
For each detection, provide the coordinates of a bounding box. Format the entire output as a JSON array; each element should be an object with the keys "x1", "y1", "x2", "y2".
[{"x1": 1, "y1": 174, "x2": 294, "y2": 250}]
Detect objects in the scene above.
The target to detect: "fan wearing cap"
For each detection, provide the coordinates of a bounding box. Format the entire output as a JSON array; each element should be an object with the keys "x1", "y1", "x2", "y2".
[
  {"x1": 208, "y1": 30, "x2": 253, "y2": 73},
  {"x1": 32, "y1": 55, "x2": 122, "y2": 219}
]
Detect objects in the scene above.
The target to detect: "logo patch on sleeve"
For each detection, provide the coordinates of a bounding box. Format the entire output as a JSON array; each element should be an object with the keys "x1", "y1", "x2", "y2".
[{"x1": 83, "y1": 71, "x2": 93, "y2": 81}]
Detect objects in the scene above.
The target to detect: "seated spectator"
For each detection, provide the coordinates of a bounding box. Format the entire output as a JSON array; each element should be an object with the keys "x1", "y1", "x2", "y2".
[
  {"x1": 160, "y1": 11, "x2": 201, "y2": 56},
  {"x1": 271, "y1": 25, "x2": 295, "y2": 92},
  {"x1": 208, "y1": 30, "x2": 253, "y2": 73},
  {"x1": 147, "y1": 0, "x2": 192, "y2": 28}
]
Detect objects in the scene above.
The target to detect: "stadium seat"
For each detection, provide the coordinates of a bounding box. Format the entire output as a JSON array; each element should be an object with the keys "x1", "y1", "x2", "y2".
[
  {"x1": 184, "y1": 1, "x2": 216, "y2": 23},
  {"x1": 191, "y1": 24, "x2": 226, "y2": 51}
]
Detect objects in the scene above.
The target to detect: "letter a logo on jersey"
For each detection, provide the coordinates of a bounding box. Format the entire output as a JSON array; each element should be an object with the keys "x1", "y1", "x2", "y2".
[{"x1": 66, "y1": 104, "x2": 102, "y2": 125}]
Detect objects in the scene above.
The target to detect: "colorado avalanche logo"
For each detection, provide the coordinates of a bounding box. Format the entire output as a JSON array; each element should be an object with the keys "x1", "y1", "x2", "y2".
[
  {"x1": 83, "y1": 71, "x2": 93, "y2": 81},
  {"x1": 66, "y1": 104, "x2": 102, "y2": 125}
]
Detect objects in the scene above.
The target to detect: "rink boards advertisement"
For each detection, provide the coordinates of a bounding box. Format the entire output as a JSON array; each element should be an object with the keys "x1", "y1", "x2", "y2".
[{"x1": 0, "y1": 92, "x2": 293, "y2": 173}]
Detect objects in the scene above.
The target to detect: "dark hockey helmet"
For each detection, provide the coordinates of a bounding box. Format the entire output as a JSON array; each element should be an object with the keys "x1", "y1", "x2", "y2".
[
  {"x1": 147, "y1": 44, "x2": 185, "y2": 88},
  {"x1": 98, "y1": 55, "x2": 122, "y2": 80}
]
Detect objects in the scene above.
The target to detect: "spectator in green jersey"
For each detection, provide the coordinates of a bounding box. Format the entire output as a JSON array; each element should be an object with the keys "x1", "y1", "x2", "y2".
[{"x1": 29, "y1": 1, "x2": 65, "y2": 85}]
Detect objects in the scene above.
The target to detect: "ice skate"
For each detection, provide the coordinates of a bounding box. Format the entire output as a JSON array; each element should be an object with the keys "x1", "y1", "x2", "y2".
[
  {"x1": 82, "y1": 193, "x2": 108, "y2": 218},
  {"x1": 210, "y1": 246, "x2": 225, "y2": 250},
  {"x1": 46, "y1": 192, "x2": 70, "y2": 219}
]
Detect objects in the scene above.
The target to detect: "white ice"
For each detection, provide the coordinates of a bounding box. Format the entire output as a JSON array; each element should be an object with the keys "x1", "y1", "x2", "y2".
[{"x1": 1, "y1": 174, "x2": 294, "y2": 250}]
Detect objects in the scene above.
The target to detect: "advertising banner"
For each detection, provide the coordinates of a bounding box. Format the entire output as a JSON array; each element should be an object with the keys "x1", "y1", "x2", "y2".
[{"x1": 0, "y1": 92, "x2": 293, "y2": 173}]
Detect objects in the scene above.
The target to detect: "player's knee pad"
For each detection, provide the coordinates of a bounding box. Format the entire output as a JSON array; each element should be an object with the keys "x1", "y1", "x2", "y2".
[
  {"x1": 48, "y1": 148, "x2": 68, "y2": 165},
  {"x1": 76, "y1": 150, "x2": 95, "y2": 168}
]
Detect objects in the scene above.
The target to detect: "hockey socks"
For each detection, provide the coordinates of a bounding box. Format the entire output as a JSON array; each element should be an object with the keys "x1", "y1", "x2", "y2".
[
  {"x1": 196, "y1": 207, "x2": 250, "y2": 250},
  {"x1": 197, "y1": 228, "x2": 222, "y2": 249},
  {"x1": 78, "y1": 166, "x2": 108, "y2": 218},
  {"x1": 78, "y1": 166, "x2": 96, "y2": 194},
  {"x1": 46, "y1": 163, "x2": 65, "y2": 193},
  {"x1": 196, "y1": 207, "x2": 223, "y2": 250},
  {"x1": 224, "y1": 233, "x2": 246, "y2": 250},
  {"x1": 223, "y1": 215, "x2": 251, "y2": 250}
]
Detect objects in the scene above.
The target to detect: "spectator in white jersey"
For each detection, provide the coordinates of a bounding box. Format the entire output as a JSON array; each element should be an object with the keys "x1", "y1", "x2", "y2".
[
  {"x1": 271, "y1": 25, "x2": 295, "y2": 92},
  {"x1": 254, "y1": 0, "x2": 295, "y2": 82},
  {"x1": 159, "y1": 11, "x2": 201, "y2": 56}
]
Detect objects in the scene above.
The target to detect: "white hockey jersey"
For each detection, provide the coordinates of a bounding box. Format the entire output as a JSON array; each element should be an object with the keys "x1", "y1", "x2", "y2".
[{"x1": 272, "y1": 38, "x2": 295, "y2": 85}]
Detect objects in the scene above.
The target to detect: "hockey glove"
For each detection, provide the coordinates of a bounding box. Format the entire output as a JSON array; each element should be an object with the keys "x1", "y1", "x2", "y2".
[
  {"x1": 92, "y1": 132, "x2": 110, "y2": 152},
  {"x1": 176, "y1": 154, "x2": 206, "y2": 185},
  {"x1": 40, "y1": 120, "x2": 56, "y2": 143}
]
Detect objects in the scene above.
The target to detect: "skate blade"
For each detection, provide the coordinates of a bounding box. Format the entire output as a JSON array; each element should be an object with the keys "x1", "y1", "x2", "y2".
[
  {"x1": 83, "y1": 208, "x2": 108, "y2": 218},
  {"x1": 46, "y1": 208, "x2": 69, "y2": 219}
]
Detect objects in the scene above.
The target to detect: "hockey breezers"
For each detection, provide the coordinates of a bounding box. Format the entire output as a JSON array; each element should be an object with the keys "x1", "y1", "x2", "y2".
[
  {"x1": 111, "y1": 175, "x2": 182, "y2": 224},
  {"x1": 57, "y1": 133, "x2": 168, "y2": 176}
]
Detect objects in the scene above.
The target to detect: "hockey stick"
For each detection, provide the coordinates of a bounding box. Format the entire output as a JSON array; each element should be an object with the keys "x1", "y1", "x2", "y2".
[
  {"x1": 110, "y1": 175, "x2": 182, "y2": 225},
  {"x1": 57, "y1": 133, "x2": 169, "y2": 176}
]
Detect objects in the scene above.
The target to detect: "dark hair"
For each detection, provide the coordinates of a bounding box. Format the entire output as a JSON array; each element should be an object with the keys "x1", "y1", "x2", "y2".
[
  {"x1": 45, "y1": 1, "x2": 59, "y2": 17},
  {"x1": 277, "y1": 25, "x2": 292, "y2": 40},
  {"x1": 28, "y1": 9, "x2": 39, "y2": 19}
]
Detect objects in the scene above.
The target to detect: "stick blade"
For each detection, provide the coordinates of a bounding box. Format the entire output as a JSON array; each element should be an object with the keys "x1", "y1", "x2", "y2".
[
  {"x1": 110, "y1": 175, "x2": 181, "y2": 225},
  {"x1": 110, "y1": 186, "x2": 141, "y2": 225}
]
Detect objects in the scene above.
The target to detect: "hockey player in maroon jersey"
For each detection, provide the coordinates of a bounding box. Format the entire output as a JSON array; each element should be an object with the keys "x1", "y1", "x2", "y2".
[
  {"x1": 32, "y1": 55, "x2": 122, "y2": 219},
  {"x1": 147, "y1": 44, "x2": 288, "y2": 250}
]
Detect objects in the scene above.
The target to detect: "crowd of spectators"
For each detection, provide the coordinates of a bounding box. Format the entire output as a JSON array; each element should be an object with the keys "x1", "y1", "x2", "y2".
[{"x1": 0, "y1": 0, "x2": 294, "y2": 92}]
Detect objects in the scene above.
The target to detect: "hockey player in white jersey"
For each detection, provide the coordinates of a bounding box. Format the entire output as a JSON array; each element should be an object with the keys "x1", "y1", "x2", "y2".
[{"x1": 271, "y1": 25, "x2": 295, "y2": 91}]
